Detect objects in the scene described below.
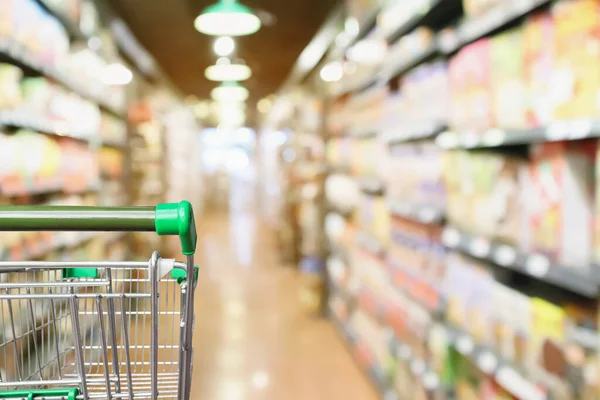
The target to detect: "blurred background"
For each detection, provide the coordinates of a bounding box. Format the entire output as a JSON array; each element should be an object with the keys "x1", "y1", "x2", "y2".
[{"x1": 0, "y1": 0, "x2": 600, "y2": 399}]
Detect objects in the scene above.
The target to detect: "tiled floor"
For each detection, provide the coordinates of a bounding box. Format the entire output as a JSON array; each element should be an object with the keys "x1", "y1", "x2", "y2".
[{"x1": 189, "y1": 208, "x2": 377, "y2": 400}]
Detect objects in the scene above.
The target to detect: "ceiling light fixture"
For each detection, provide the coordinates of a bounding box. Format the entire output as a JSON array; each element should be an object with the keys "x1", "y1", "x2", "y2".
[
  {"x1": 213, "y1": 36, "x2": 235, "y2": 56},
  {"x1": 194, "y1": 0, "x2": 261, "y2": 37},
  {"x1": 347, "y1": 39, "x2": 387, "y2": 64},
  {"x1": 102, "y1": 63, "x2": 133, "y2": 85},
  {"x1": 205, "y1": 58, "x2": 251, "y2": 81},
  {"x1": 211, "y1": 82, "x2": 249, "y2": 102},
  {"x1": 320, "y1": 61, "x2": 343, "y2": 82}
]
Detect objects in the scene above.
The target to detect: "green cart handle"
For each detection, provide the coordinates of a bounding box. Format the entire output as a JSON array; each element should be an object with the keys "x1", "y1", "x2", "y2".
[{"x1": 0, "y1": 201, "x2": 197, "y2": 255}]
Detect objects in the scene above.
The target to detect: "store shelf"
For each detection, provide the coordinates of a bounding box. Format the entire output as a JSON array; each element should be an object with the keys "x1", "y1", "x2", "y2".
[
  {"x1": 0, "y1": 110, "x2": 99, "y2": 142},
  {"x1": 1, "y1": 179, "x2": 101, "y2": 197},
  {"x1": 356, "y1": 231, "x2": 386, "y2": 257},
  {"x1": 102, "y1": 138, "x2": 128, "y2": 149},
  {"x1": 441, "y1": 227, "x2": 600, "y2": 298},
  {"x1": 384, "y1": 0, "x2": 445, "y2": 43},
  {"x1": 439, "y1": 0, "x2": 551, "y2": 54},
  {"x1": 388, "y1": 199, "x2": 445, "y2": 225},
  {"x1": 389, "y1": 337, "x2": 441, "y2": 394},
  {"x1": 358, "y1": 177, "x2": 386, "y2": 195},
  {"x1": 436, "y1": 119, "x2": 600, "y2": 149},
  {"x1": 380, "y1": 43, "x2": 439, "y2": 82},
  {"x1": 383, "y1": 122, "x2": 447, "y2": 144},
  {"x1": 330, "y1": 314, "x2": 397, "y2": 400},
  {"x1": 0, "y1": 39, "x2": 125, "y2": 118},
  {"x1": 0, "y1": 231, "x2": 125, "y2": 262},
  {"x1": 386, "y1": 260, "x2": 444, "y2": 315},
  {"x1": 444, "y1": 325, "x2": 547, "y2": 400}
]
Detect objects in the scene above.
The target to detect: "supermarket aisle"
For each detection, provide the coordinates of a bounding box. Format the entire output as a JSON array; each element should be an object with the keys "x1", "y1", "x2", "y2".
[{"x1": 189, "y1": 206, "x2": 377, "y2": 399}]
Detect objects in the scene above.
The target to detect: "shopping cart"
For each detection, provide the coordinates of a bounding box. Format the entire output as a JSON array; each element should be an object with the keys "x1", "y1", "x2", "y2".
[{"x1": 0, "y1": 202, "x2": 198, "y2": 400}]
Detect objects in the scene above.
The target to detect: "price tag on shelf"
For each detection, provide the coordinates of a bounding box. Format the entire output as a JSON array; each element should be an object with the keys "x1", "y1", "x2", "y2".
[
  {"x1": 568, "y1": 120, "x2": 592, "y2": 140},
  {"x1": 469, "y1": 237, "x2": 491, "y2": 258},
  {"x1": 496, "y1": 366, "x2": 547, "y2": 400},
  {"x1": 423, "y1": 372, "x2": 439, "y2": 390},
  {"x1": 525, "y1": 254, "x2": 550, "y2": 277},
  {"x1": 461, "y1": 132, "x2": 480, "y2": 148},
  {"x1": 545, "y1": 121, "x2": 570, "y2": 141},
  {"x1": 456, "y1": 335, "x2": 474, "y2": 355},
  {"x1": 435, "y1": 131, "x2": 459, "y2": 148},
  {"x1": 398, "y1": 344, "x2": 411, "y2": 360},
  {"x1": 418, "y1": 207, "x2": 437, "y2": 223},
  {"x1": 410, "y1": 359, "x2": 426, "y2": 376},
  {"x1": 442, "y1": 228, "x2": 461, "y2": 248},
  {"x1": 482, "y1": 128, "x2": 506, "y2": 146},
  {"x1": 493, "y1": 245, "x2": 517, "y2": 266},
  {"x1": 383, "y1": 391, "x2": 398, "y2": 400},
  {"x1": 476, "y1": 351, "x2": 498, "y2": 374}
]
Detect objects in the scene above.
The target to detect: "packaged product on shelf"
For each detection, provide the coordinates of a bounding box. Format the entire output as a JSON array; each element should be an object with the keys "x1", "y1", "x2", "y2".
[
  {"x1": 443, "y1": 151, "x2": 524, "y2": 245},
  {"x1": 38, "y1": 9, "x2": 69, "y2": 64},
  {"x1": 552, "y1": 0, "x2": 600, "y2": 120},
  {"x1": 448, "y1": 39, "x2": 493, "y2": 133},
  {"x1": 402, "y1": 61, "x2": 451, "y2": 126},
  {"x1": 528, "y1": 298, "x2": 569, "y2": 397},
  {"x1": 99, "y1": 147, "x2": 123, "y2": 178},
  {"x1": 462, "y1": 0, "x2": 507, "y2": 18},
  {"x1": 490, "y1": 27, "x2": 526, "y2": 129},
  {"x1": 346, "y1": 85, "x2": 388, "y2": 136},
  {"x1": 325, "y1": 173, "x2": 360, "y2": 213},
  {"x1": 59, "y1": 139, "x2": 98, "y2": 191},
  {"x1": 350, "y1": 310, "x2": 388, "y2": 368},
  {"x1": 383, "y1": 27, "x2": 434, "y2": 78},
  {"x1": 387, "y1": 142, "x2": 446, "y2": 208},
  {"x1": 523, "y1": 140, "x2": 596, "y2": 269},
  {"x1": 21, "y1": 77, "x2": 51, "y2": 113},
  {"x1": 524, "y1": 11, "x2": 555, "y2": 128},
  {"x1": 444, "y1": 253, "x2": 474, "y2": 329},
  {"x1": 492, "y1": 283, "x2": 532, "y2": 366},
  {"x1": 464, "y1": 262, "x2": 494, "y2": 345},
  {"x1": 0, "y1": 64, "x2": 22, "y2": 109},
  {"x1": 358, "y1": 192, "x2": 389, "y2": 247}
]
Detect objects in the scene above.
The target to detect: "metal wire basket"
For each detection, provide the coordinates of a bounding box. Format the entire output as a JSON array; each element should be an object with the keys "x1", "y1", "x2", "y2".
[{"x1": 0, "y1": 202, "x2": 198, "y2": 400}]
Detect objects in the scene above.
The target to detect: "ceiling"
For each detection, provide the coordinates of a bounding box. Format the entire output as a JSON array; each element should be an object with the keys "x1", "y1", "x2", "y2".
[{"x1": 107, "y1": 0, "x2": 338, "y2": 105}]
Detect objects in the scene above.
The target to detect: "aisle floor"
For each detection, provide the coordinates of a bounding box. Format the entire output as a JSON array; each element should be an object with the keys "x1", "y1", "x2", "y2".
[{"x1": 189, "y1": 210, "x2": 378, "y2": 400}]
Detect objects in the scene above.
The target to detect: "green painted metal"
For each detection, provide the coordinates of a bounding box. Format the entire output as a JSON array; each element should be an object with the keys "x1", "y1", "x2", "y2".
[
  {"x1": 155, "y1": 201, "x2": 197, "y2": 255},
  {"x1": 0, "y1": 206, "x2": 156, "y2": 231},
  {"x1": 63, "y1": 267, "x2": 99, "y2": 279},
  {"x1": 171, "y1": 265, "x2": 199, "y2": 284},
  {"x1": 0, "y1": 388, "x2": 78, "y2": 400}
]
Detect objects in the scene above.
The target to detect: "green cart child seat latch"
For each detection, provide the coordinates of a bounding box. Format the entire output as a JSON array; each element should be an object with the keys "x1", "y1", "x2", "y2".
[
  {"x1": 0, "y1": 388, "x2": 79, "y2": 400},
  {"x1": 171, "y1": 265, "x2": 199, "y2": 284}
]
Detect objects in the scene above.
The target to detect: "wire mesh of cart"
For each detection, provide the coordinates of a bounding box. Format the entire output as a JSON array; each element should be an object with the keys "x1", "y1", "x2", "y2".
[{"x1": 0, "y1": 202, "x2": 198, "y2": 400}]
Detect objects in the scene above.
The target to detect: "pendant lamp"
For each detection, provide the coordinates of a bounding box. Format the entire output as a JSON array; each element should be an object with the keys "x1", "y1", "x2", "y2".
[{"x1": 194, "y1": 0, "x2": 261, "y2": 36}]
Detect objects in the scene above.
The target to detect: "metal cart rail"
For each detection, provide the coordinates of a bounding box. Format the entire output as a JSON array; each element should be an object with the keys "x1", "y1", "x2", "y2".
[{"x1": 0, "y1": 202, "x2": 198, "y2": 400}]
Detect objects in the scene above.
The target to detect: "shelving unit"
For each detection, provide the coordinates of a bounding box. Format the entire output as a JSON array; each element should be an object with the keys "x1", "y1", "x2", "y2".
[{"x1": 267, "y1": 0, "x2": 600, "y2": 397}]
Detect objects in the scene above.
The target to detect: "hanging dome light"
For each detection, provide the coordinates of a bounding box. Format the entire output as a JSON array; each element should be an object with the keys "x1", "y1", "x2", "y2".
[
  {"x1": 211, "y1": 82, "x2": 249, "y2": 102},
  {"x1": 194, "y1": 0, "x2": 261, "y2": 37},
  {"x1": 205, "y1": 58, "x2": 252, "y2": 82}
]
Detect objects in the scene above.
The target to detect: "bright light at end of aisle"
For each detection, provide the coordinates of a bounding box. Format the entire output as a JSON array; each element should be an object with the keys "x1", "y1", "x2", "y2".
[
  {"x1": 320, "y1": 61, "x2": 343, "y2": 82},
  {"x1": 213, "y1": 36, "x2": 235, "y2": 56},
  {"x1": 211, "y1": 82, "x2": 249, "y2": 102},
  {"x1": 205, "y1": 58, "x2": 252, "y2": 81},
  {"x1": 194, "y1": 0, "x2": 261, "y2": 36},
  {"x1": 347, "y1": 39, "x2": 387, "y2": 64},
  {"x1": 102, "y1": 63, "x2": 133, "y2": 85}
]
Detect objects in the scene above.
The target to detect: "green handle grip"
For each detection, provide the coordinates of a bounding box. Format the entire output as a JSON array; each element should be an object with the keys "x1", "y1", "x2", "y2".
[{"x1": 0, "y1": 201, "x2": 197, "y2": 255}]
